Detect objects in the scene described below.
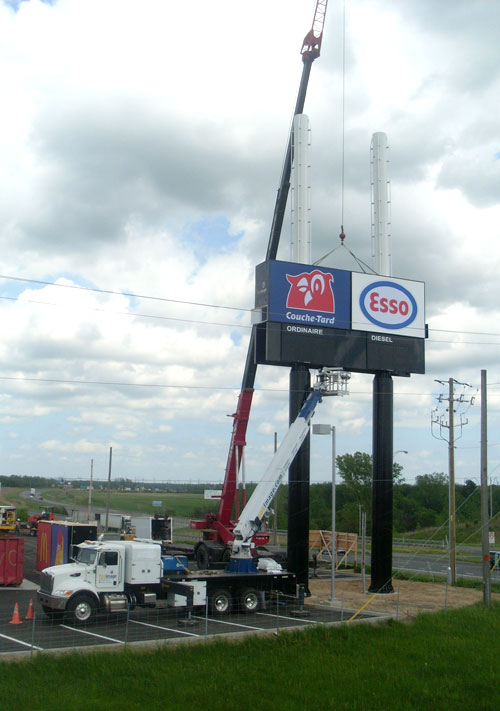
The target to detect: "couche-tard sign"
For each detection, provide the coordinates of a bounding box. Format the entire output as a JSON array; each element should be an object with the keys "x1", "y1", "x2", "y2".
[{"x1": 256, "y1": 261, "x2": 425, "y2": 339}]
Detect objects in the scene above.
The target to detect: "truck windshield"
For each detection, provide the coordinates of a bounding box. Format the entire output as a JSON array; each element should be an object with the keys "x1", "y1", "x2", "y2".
[{"x1": 76, "y1": 548, "x2": 98, "y2": 565}]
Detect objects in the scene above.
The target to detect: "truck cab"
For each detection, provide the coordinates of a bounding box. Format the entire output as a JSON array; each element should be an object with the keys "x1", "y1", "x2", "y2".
[{"x1": 37, "y1": 540, "x2": 166, "y2": 623}]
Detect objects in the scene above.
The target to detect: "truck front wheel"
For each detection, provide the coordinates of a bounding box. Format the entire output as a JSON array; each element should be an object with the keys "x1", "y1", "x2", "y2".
[{"x1": 66, "y1": 594, "x2": 97, "y2": 624}]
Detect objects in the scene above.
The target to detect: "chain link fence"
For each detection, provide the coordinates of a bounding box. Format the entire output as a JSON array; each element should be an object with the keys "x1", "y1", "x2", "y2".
[{"x1": 0, "y1": 584, "x2": 392, "y2": 659}]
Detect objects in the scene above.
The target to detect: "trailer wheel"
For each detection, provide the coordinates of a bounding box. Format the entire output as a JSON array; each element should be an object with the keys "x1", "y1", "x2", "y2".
[
  {"x1": 238, "y1": 587, "x2": 260, "y2": 613},
  {"x1": 66, "y1": 594, "x2": 97, "y2": 624},
  {"x1": 195, "y1": 543, "x2": 210, "y2": 570},
  {"x1": 209, "y1": 588, "x2": 232, "y2": 615}
]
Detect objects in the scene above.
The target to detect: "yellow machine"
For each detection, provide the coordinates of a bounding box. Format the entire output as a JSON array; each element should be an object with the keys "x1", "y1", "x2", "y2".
[{"x1": 0, "y1": 507, "x2": 17, "y2": 534}]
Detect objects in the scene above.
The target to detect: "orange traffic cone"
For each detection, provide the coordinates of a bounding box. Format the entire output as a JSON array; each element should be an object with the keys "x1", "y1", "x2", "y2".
[
  {"x1": 9, "y1": 602, "x2": 22, "y2": 625},
  {"x1": 25, "y1": 599, "x2": 34, "y2": 621}
]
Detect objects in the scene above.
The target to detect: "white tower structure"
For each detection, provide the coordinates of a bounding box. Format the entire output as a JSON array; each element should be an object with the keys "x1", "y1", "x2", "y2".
[
  {"x1": 290, "y1": 114, "x2": 311, "y2": 264},
  {"x1": 371, "y1": 132, "x2": 392, "y2": 276}
]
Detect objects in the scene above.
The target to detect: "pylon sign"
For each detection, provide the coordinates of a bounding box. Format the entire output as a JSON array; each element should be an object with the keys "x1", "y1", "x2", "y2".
[{"x1": 254, "y1": 260, "x2": 425, "y2": 376}]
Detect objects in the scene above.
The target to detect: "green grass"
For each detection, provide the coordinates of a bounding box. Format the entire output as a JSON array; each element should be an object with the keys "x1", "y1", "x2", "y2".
[
  {"x1": 393, "y1": 570, "x2": 500, "y2": 593},
  {"x1": 0, "y1": 488, "x2": 66, "y2": 517},
  {"x1": 401, "y1": 521, "x2": 500, "y2": 547},
  {"x1": 1, "y1": 487, "x2": 218, "y2": 519},
  {"x1": 3, "y1": 603, "x2": 500, "y2": 710}
]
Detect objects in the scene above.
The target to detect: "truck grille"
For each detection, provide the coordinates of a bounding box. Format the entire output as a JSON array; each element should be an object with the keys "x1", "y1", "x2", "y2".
[{"x1": 39, "y1": 571, "x2": 53, "y2": 594}]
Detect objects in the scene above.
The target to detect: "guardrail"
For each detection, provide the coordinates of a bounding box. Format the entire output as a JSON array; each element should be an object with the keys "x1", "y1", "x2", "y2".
[{"x1": 390, "y1": 537, "x2": 447, "y2": 549}]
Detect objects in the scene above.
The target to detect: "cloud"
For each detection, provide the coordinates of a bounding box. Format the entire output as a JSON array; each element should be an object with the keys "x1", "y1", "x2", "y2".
[{"x1": 0, "y1": 0, "x2": 498, "y2": 484}]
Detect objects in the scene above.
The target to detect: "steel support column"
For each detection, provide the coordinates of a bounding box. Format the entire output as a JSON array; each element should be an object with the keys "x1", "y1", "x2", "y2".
[
  {"x1": 288, "y1": 365, "x2": 311, "y2": 592},
  {"x1": 369, "y1": 371, "x2": 394, "y2": 593}
]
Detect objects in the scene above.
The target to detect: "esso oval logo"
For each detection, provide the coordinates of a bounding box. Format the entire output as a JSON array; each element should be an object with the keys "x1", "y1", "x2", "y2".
[{"x1": 359, "y1": 281, "x2": 417, "y2": 330}]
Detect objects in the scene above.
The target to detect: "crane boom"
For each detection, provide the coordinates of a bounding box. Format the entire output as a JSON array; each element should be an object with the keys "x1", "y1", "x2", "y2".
[
  {"x1": 190, "y1": 1, "x2": 329, "y2": 555},
  {"x1": 267, "y1": 0, "x2": 328, "y2": 261},
  {"x1": 231, "y1": 387, "x2": 322, "y2": 555}
]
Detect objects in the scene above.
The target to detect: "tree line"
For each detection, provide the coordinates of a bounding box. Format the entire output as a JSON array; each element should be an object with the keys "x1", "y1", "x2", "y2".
[
  {"x1": 270, "y1": 452, "x2": 500, "y2": 535},
  {"x1": 3, "y1": 454, "x2": 500, "y2": 537}
]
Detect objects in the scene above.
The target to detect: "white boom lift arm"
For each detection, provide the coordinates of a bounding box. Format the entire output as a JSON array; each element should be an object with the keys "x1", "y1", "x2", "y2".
[{"x1": 231, "y1": 368, "x2": 349, "y2": 561}]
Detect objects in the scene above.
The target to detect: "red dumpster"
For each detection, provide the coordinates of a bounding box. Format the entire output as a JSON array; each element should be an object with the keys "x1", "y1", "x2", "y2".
[{"x1": 0, "y1": 537, "x2": 24, "y2": 586}]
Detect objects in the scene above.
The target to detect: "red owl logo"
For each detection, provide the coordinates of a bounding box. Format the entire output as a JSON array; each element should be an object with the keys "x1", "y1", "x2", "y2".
[{"x1": 286, "y1": 270, "x2": 335, "y2": 313}]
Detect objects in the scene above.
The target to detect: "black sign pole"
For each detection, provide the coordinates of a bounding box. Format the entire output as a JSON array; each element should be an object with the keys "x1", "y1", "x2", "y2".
[
  {"x1": 288, "y1": 364, "x2": 311, "y2": 593},
  {"x1": 369, "y1": 371, "x2": 394, "y2": 593}
]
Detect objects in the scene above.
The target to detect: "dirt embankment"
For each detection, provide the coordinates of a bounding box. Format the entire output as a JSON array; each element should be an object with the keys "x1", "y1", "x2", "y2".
[{"x1": 308, "y1": 576, "x2": 500, "y2": 619}]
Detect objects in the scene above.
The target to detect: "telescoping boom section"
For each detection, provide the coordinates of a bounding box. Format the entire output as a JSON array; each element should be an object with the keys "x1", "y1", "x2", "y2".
[
  {"x1": 228, "y1": 388, "x2": 323, "y2": 571},
  {"x1": 228, "y1": 368, "x2": 348, "y2": 573}
]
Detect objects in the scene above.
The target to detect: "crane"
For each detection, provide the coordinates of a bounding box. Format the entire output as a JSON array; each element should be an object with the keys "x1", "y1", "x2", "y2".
[
  {"x1": 190, "y1": 1, "x2": 329, "y2": 568},
  {"x1": 228, "y1": 368, "x2": 346, "y2": 571}
]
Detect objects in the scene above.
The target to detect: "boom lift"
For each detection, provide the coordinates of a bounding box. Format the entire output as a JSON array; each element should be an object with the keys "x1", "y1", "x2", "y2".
[
  {"x1": 190, "y1": 1, "x2": 329, "y2": 567},
  {"x1": 228, "y1": 368, "x2": 347, "y2": 572}
]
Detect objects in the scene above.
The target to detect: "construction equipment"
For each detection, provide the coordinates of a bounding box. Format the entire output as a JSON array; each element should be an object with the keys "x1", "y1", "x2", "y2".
[
  {"x1": 37, "y1": 538, "x2": 296, "y2": 623},
  {"x1": 37, "y1": 369, "x2": 338, "y2": 623},
  {"x1": 228, "y1": 369, "x2": 345, "y2": 570},
  {"x1": 190, "y1": 1, "x2": 329, "y2": 567},
  {"x1": 27, "y1": 509, "x2": 56, "y2": 536},
  {"x1": 0, "y1": 507, "x2": 17, "y2": 534}
]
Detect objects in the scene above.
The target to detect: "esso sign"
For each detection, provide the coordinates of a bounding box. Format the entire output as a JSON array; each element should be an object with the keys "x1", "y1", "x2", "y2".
[{"x1": 359, "y1": 281, "x2": 417, "y2": 330}]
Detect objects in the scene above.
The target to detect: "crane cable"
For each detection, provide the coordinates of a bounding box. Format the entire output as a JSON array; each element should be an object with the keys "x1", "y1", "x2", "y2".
[{"x1": 340, "y1": 0, "x2": 346, "y2": 242}]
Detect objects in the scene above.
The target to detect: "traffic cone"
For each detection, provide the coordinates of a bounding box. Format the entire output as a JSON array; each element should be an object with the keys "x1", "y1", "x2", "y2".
[
  {"x1": 25, "y1": 599, "x2": 34, "y2": 621},
  {"x1": 9, "y1": 602, "x2": 22, "y2": 625}
]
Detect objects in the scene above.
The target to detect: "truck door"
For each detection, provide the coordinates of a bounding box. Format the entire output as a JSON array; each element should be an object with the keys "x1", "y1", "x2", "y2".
[{"x1": 96, "y1": 550, "x2": 122, "y2": 590}]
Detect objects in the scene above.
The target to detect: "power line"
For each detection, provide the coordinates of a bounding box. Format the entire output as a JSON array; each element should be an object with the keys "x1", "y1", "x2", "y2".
[
  {"x1": 3, "y1": 273, "x2": 500, "y2": 341},
  {"x1": 4, "y1": 292, "x2": 500, "y2": 350},
  {"x1": 0, "y1": 295, "x2": 246, "y2": 330},
  {"x1": 2, "y1": 373, "x2": 500, "y2": 409},
  {"x1": 0, "y1": 273, "x2": 245, "y2": 314}
]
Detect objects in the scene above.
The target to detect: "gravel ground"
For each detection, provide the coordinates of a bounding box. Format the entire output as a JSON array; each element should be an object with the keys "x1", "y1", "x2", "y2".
[{"x1": 308, "y1": 575, "x2": 500, "y2": 618}]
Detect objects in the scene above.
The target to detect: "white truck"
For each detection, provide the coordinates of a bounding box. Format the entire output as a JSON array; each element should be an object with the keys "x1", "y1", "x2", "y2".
[
  {"x1": 37, "y1": 370, "x2": 339, "y2": 624},
  {"x1": 37, "y1": 539, "x2": 294, "y2": 623}
]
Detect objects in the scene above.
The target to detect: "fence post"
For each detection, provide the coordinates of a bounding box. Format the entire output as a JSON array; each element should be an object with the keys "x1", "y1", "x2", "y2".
[
  {"x1": 31, "y1": 612, "x2": 36, "y2": 659},
  {"x1": 124, "y1": 604, "x2": 130, "y2": 647},
  {"x1": 205, "y1": 596, "x2": 209, "y2": 638}
]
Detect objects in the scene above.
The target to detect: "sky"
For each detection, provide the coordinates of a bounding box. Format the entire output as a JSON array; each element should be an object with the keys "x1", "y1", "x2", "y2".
[{"x1": 0, "y1": 0, "x2": 499, "y2": 487}]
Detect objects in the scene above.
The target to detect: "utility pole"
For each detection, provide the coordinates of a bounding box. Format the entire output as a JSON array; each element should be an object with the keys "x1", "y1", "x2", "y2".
[
  {"x1": 480, "y1": 369, "x2": 491, "y2": 605},
  {"x1": 273, "y1": 432, "x2": 278, "y2": 545},
  {"x1": 432, "y1": 378, "x2": 475, "y2": 585},
  {"x1": 448, "y1": 378, "x2": 456, "y2": 584},
  {"x1": 105, "y1": 446, "x2": 113, "y2": 531},
  {"x1": 87, "y1": 458, "x2": 93, "y2": 523}
]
